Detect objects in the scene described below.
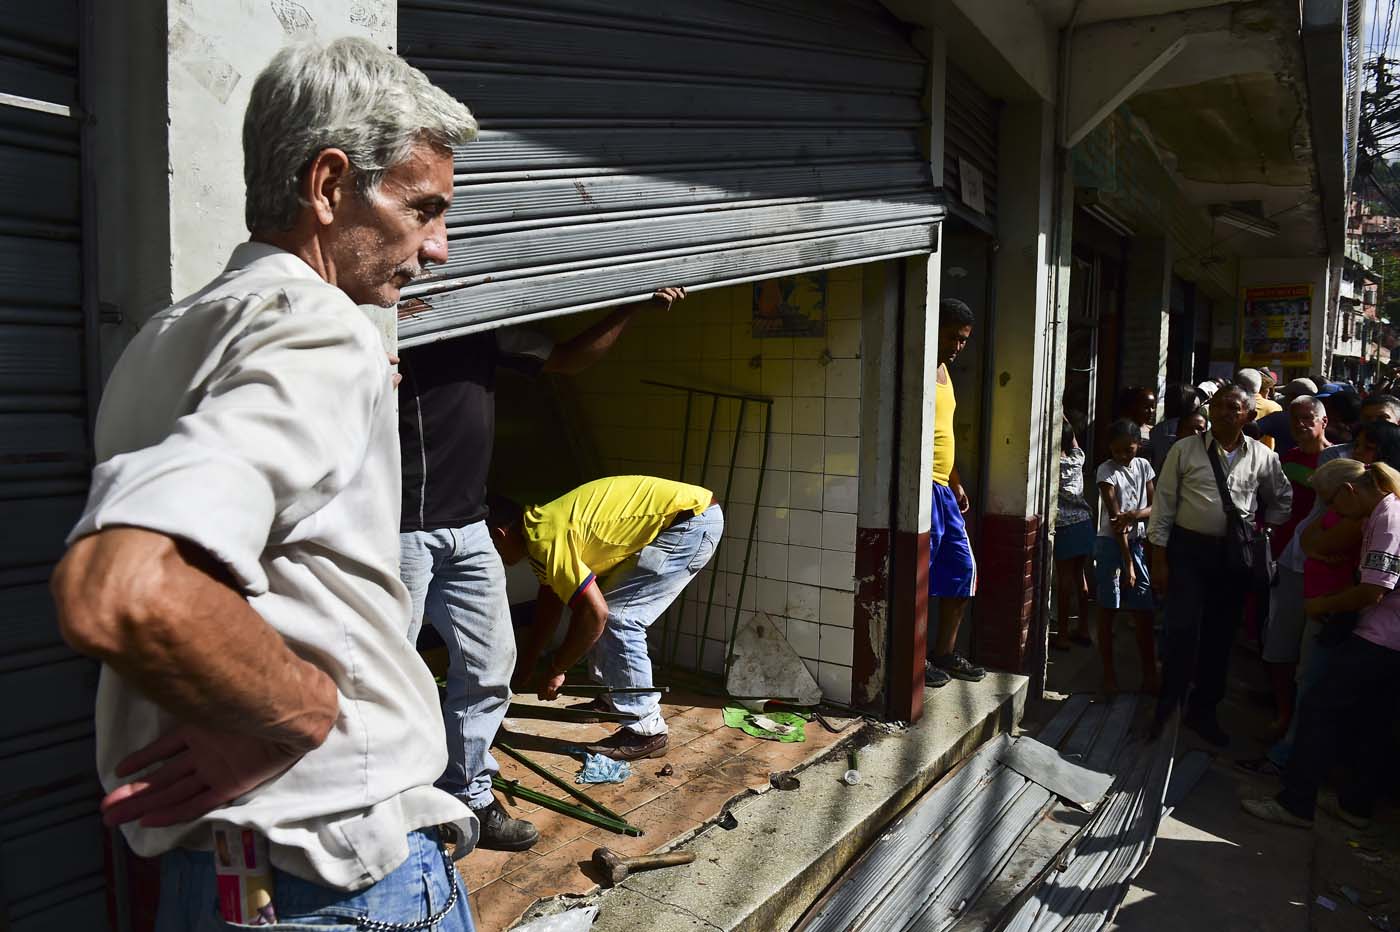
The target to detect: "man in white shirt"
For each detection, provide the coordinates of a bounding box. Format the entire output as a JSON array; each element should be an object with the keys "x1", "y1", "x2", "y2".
[
  {"x1": 49, "y1": 39, "x2": 480, "y2": 929},
  {"x1": 1147, "y1": 384, "x2": 1291, "y2": 746}
]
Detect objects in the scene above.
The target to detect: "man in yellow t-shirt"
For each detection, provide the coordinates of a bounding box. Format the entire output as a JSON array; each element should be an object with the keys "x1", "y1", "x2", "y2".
[
  {"x1": 489, "y1": 476, "x2": 723, "y2": 760},
  {"x1": 926, "y1": 298, "x2": 986, "y2": 689}
]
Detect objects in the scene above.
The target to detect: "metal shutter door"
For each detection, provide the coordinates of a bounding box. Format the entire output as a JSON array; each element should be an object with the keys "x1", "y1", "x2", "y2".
[
  {"x1": 0, "y1": 3, "x2": 105, "y2": 930},
  {"x1": 943, "y1": 62, "x2": 999, "y2": 230},
  {"x1": 398, "y1": 0, "x2": 940, "y2": 346}
]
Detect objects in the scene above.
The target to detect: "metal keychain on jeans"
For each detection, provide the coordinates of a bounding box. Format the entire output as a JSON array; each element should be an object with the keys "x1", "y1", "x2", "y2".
[{"x1": 356, "y1": 845, "x2": 461, "y2": 932}]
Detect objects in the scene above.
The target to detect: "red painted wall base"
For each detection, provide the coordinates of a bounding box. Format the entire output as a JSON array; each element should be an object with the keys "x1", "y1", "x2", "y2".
[{"x1": 973, "y1": 513, "x2": 1043, "y2": 673}]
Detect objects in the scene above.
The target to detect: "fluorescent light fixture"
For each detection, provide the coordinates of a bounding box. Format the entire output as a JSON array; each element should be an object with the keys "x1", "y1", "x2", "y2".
[
  {"x1": 1210, "y1": 205, "x2": 1279, "y2": 238},
  {"x1": 1079, "y1": 190, "x2": 1134, "y2": 238}
]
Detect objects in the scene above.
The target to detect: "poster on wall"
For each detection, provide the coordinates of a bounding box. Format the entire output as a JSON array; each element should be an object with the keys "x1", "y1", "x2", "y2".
[
  {"x1": 753, "y1": 272, "x2": 827, "y2": 338},
  {"x1": 1240, "y1": 284, "x2": 1312, "y2": 367}
]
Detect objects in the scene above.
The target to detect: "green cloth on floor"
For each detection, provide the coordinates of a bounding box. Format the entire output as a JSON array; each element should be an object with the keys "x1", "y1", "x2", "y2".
[{"x1": 722, "y1": 706, "x2": 807, "y2": 742}]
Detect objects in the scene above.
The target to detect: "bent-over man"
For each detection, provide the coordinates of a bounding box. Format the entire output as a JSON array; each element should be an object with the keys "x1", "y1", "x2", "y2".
[
  {"x1": 489, "y1": 476, "x2": 723, "y2": 760},
  {"x1": 49, "y1": 39, "x2": 479, "y2": 929}
]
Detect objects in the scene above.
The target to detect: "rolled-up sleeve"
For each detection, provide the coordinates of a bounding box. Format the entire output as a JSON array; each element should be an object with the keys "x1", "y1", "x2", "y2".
[
  {"x1": 1146, "y1": 443, "x2": 1181, "y2": 547},
  {"x1": 1258, "y1": 450, "x2": 1293, "y2": 526},
  {"x1": 67, "y1": 303, "x2": 384, "y2": 595}
]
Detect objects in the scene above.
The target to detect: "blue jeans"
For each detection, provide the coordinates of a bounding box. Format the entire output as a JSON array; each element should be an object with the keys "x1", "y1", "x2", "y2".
[
  {"x1": 155, "y1": 829, "x2": 473, "y2": 931},
  {"x1": 592, "y1": 506, "x2": 724, "y2": 735},
  {"x1": 400, "y1": 521, "x2": 514, "y2": 810}
]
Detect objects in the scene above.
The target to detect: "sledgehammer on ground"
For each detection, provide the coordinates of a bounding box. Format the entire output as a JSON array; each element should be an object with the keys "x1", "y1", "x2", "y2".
[{"x1": 592, "y1": 847, "x2": 695, "y2": 886}]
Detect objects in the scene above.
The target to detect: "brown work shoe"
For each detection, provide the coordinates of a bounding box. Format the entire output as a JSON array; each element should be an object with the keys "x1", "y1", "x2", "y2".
[{"x1": 584, "y1": 729, "x2": 669, "y2": 761}]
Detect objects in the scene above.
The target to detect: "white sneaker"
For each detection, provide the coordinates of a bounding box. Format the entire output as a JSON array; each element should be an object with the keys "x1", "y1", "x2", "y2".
[
  {"x1": 1319, "y1": 792, "x2": 1371, "y2": 830},
  {"x1": 1241, "y1": 796, "x2": 1314, "y2": 829}
]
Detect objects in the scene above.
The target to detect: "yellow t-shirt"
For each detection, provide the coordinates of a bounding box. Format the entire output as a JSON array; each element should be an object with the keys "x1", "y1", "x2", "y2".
[
  {"x1": 524, "y1": 476, "x2": 713, "y2": 606},
  {"x1": 1256, "y1": 394, "x2": 1282, "y2": 450},
  {"x1": 931, "y1": 367, "x2": 956, "y2": 486}
]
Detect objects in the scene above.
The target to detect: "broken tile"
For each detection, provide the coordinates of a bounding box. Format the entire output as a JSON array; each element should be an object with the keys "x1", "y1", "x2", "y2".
[
  {"x1": 467, "y1": 879, "x2": 537, "y2": 932},
  {"x1": 501, "y1": 837, "x2": 602, "y2": 898},
  {"x1": 457, "y1": 847, "x2": 540, "y2": 894}
]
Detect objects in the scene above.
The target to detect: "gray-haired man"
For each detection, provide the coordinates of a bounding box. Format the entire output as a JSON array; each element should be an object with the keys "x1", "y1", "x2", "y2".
[{"x1": 51, "y1": 39, "x2": 479, "y2": 929}]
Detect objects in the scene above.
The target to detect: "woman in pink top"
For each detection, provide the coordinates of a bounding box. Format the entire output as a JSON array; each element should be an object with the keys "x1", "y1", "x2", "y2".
[{"x1": 1243, "y1": 460, "x2": 1400, "y2": 829}]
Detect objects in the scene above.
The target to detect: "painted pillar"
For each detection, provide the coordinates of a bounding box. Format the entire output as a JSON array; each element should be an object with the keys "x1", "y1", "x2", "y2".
[
  {"x1": 1120, "y1": 237, "x2": 1173, "y2": 406},
  {"x1": 975, "y1": 99, "x2": 1060, "y2": 674},
  {"x1": 852, "y1": 259, "x2": 902, "y2": 714}
]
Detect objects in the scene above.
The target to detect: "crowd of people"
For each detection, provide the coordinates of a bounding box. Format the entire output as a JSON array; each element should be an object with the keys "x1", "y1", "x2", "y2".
[{"x1": 1055, "y1": 363, "x2": 1400, "y2": 831}]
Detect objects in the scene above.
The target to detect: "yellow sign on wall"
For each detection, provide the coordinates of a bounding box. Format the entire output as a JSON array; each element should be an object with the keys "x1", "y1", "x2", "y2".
[{"x1": 1240, "y1": 284, "x2": 1312, "y2": 367}]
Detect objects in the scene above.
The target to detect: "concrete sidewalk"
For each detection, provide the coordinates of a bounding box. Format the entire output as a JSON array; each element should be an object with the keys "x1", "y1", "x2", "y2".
[{"x1": 571, "y1": 672, "x2": 1028, "y2": 932}]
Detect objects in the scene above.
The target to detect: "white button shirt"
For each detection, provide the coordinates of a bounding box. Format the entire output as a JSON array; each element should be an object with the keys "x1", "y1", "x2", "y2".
[
  {"x1": 69, "y1": 243, "x2": 470, "y2": 889},
  {"x1": 1146, "y1": 431, "x2": 1292, "y2": 546}
]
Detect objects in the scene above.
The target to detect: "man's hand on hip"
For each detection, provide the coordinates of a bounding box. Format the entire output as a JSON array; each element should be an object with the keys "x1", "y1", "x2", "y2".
[
  {"x1": 100, "y1": 724, "x2": 308, "y2": 828},
  {"x1": 952, "y1": 483, "x2": 970, "y2": 514}
]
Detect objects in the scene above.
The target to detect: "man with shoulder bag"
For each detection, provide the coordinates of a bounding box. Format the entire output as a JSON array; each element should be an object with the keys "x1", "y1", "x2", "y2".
[{"x1": 1147, "y1": 385, "x2": 1292, "y2": 745}]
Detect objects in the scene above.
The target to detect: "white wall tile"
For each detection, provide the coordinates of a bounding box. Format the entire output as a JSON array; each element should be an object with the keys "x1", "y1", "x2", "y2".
[
  {"x1": 820, "y1": 588, "x2": 855, "y2": 628},
  {"x1": 821, "y1": 511, "x2": 857, "y2": 552},
  {"x1": 823, "y1": 436, "x2": 859, "y2": 476},
  {"x1": 793, "y1": 358, "x2": 826, "y2": 397},
  {"x1": 826, "y1": 359, "x2": 861, "y2": 398},
  {"x1": 761, "y1": 358, "x2": 793, "y2": 397},
  {"x1": 819, "y1": 625, "x2": 854, "y2": 665},
  {"x1": 791, "y1": 434, "x2": 825, "y2": 472},
  {"x1": 827, "y1": 319, "x2": 861, "y2": 358},
  {"x1": 789, "y1": 545, "x2": 823, "y2": 586},
  {"x1": 763, "y1": 433, "x2": 792, "y2": 471},
  {"x1": 821, "y1": 549, "x2": 858, "y2": 591},
  {"x1": 769, "y1": 397, "x2": 794, "y2": 433},
  {"x1": 788, "y1": 509, "x2": 823, "y2": 547},
  {"x1": 730, "y1": 467, "x2": 760, "y2": 503},
  {"x1": 802, "y1": 656, "x2": 822, "y2": 680},
  {"x1": 818, "y1": 662, "x2": 853, "y2": 705},
  {"x1": 823, "y1": 475, "x2": 859, "y2": 513},
  {"x1": 787, "y1": 618, "x2": 820, "y2": 660},
  {"x1": 756, "y1": 506, "x2": 789, "y2": 544},
  {"x1": 787, "y1": 582, "x2": 822, "y2": 622},
  {"x1": 723, "y1": 503, "x2": 753, "y2": 540},
  {"x1": 757, "y1": 541, "x2": 788, "y2": 580},
  {"x1": 759, "y1": 336, "x2": 795, "y2": 359},
  {"x1": 758, "y1": 577, "x2": 788, "y2": 615},
  {"x1": 791, "y1": 473, "x2": 825, "y2": 510},
  {"x1": 793, "y1": 397, "x2": 825, "y2": 434},
  {"x1": 824, "y1": 400, "x2": 860, "y2": 438}
]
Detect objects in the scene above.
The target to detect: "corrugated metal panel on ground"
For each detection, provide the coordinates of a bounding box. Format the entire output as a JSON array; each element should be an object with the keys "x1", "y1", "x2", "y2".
[
  {"x1": 943, "y1": 61, "x2": 1000, "y2": 230},
  {"x1": 0, "y1": 4, "x2": 103, "y2": 929},
  {"x1": 399, "y1": 0, "x2": 939, "y2": 345}
]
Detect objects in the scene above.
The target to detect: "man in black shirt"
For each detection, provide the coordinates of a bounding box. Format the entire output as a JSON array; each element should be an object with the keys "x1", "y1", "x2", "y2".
[{"x1": 398, "y1": 286, "x2": 686, "y2": 851}]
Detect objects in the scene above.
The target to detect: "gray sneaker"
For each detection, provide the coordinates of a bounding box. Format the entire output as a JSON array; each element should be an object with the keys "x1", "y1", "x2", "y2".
[
  {"x1": 924, "y1": 660, "x2": 951, "y2": 688},
  {"x1": 934, "y1": 652, "x2": 986, "y2": 682}
]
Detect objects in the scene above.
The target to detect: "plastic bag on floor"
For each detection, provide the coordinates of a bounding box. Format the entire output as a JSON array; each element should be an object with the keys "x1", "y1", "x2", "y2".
[
  {"x1": 575, "y1": 752, "x2": 631, "y2": 784},
  {"x1": 514, "y1": 905, "x2": 598, "y2": 932}
]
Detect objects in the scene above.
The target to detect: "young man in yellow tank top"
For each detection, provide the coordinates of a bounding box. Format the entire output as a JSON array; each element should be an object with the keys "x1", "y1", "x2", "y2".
[{"x1": 926, "y1": 298, "x2": 987, "y2": 688}]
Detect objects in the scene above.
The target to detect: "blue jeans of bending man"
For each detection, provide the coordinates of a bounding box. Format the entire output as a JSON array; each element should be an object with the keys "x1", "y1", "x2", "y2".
[
  {"x1": 400, "y1": 521, "x2": 514, "y2": 811},
  {"x1": 155, "y1": 829, "x2": 474, "y2": 931},
  {"x1": 591, "y1": 506, "x2": 724, "y2": 736}
]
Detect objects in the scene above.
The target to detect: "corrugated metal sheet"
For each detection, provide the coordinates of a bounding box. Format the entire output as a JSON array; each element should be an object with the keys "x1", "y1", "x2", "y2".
[
  {"x1": 942, "y1": 62, "x2": 1000, "y2": 230},
  {"x1": 399, "y1": 0, "x2": 940, "y2": 345},
  {"x1": 0, "y1": 4, "x2": 104, "y2": 930}
]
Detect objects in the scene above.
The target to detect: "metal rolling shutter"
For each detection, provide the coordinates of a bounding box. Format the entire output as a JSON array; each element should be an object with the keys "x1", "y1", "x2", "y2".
[
  {"x1": 943, "y1": 62, "x2": 999, "y2": 230},
  {"x1": 0, "y1": 4, "x2": 105, "y2": 930},
  {"x1": 398, "y1": 0, "x2": 940, "y2": 346}
]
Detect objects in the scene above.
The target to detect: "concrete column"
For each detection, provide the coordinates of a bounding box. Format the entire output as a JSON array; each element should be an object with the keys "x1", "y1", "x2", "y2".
[
  {"x1": 852, "y1": 260, "x2": 904, "y2": 715},
  {"x1": 975, "y1": 99, "x2": 1060, "y2": 674},
  {"x1": 1120, "y1": 237, "x2": 1173, "y2": 402},
  {"x1": 92, "y1": 0, "x2": 397, "y2": 366}
]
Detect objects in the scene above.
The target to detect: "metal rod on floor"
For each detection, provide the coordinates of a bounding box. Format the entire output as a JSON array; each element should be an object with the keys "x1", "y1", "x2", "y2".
[
  {"x1": 492, "y1": 776, "x2": 642, "y2": 836},
  {"x1": 561, "y1": 685, "x2": 671, "y2": 695},
  {"x1": 726, "y1": 401, "x2": 773, "y2": 675},
  {"x1": 494, "y1": 741, "x2": 627, "y2": 823},
  {"x1": 698, "y1": 397, "x2": 745, "y2": 673}
]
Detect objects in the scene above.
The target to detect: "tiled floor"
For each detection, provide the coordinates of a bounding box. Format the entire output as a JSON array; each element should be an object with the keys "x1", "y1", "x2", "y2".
[{"x1": 461, "y1": 691, "x2": 854, "y2": 931}]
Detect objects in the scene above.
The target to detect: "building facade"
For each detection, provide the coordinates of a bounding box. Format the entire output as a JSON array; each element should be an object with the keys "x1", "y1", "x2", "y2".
[{"x1": 0, "y1": 1, "x2": 1360, "y2": 927}]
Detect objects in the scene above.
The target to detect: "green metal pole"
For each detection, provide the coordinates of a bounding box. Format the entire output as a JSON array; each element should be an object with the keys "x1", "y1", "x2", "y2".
[
  {"x1": 662, "y1": 389, "x2": 696, "y2": 670},
  {"x1": 727, "y1": 402, "x2": 773, "y2": 675},
  {"x1": 670, "y1": 394, "x2": 721, "y2": 671},
  {"x1": 492, "y1": 776, "x2": 642, "y2": 836},
  {"x1": 495, "y1": 741, "x2": 627, "y2": 823},
  {"x1": 698, "y1": 397, "x2": 745, "y2": 673}
]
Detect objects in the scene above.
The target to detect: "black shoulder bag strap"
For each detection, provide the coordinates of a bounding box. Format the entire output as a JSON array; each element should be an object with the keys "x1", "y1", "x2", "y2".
[
  {"x1": 1204, "y1": 434, "x2": 1274, "y2": 584},
  {"x1": 1203, "y1": 433, "x2": 1242, "y2": 525}
]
